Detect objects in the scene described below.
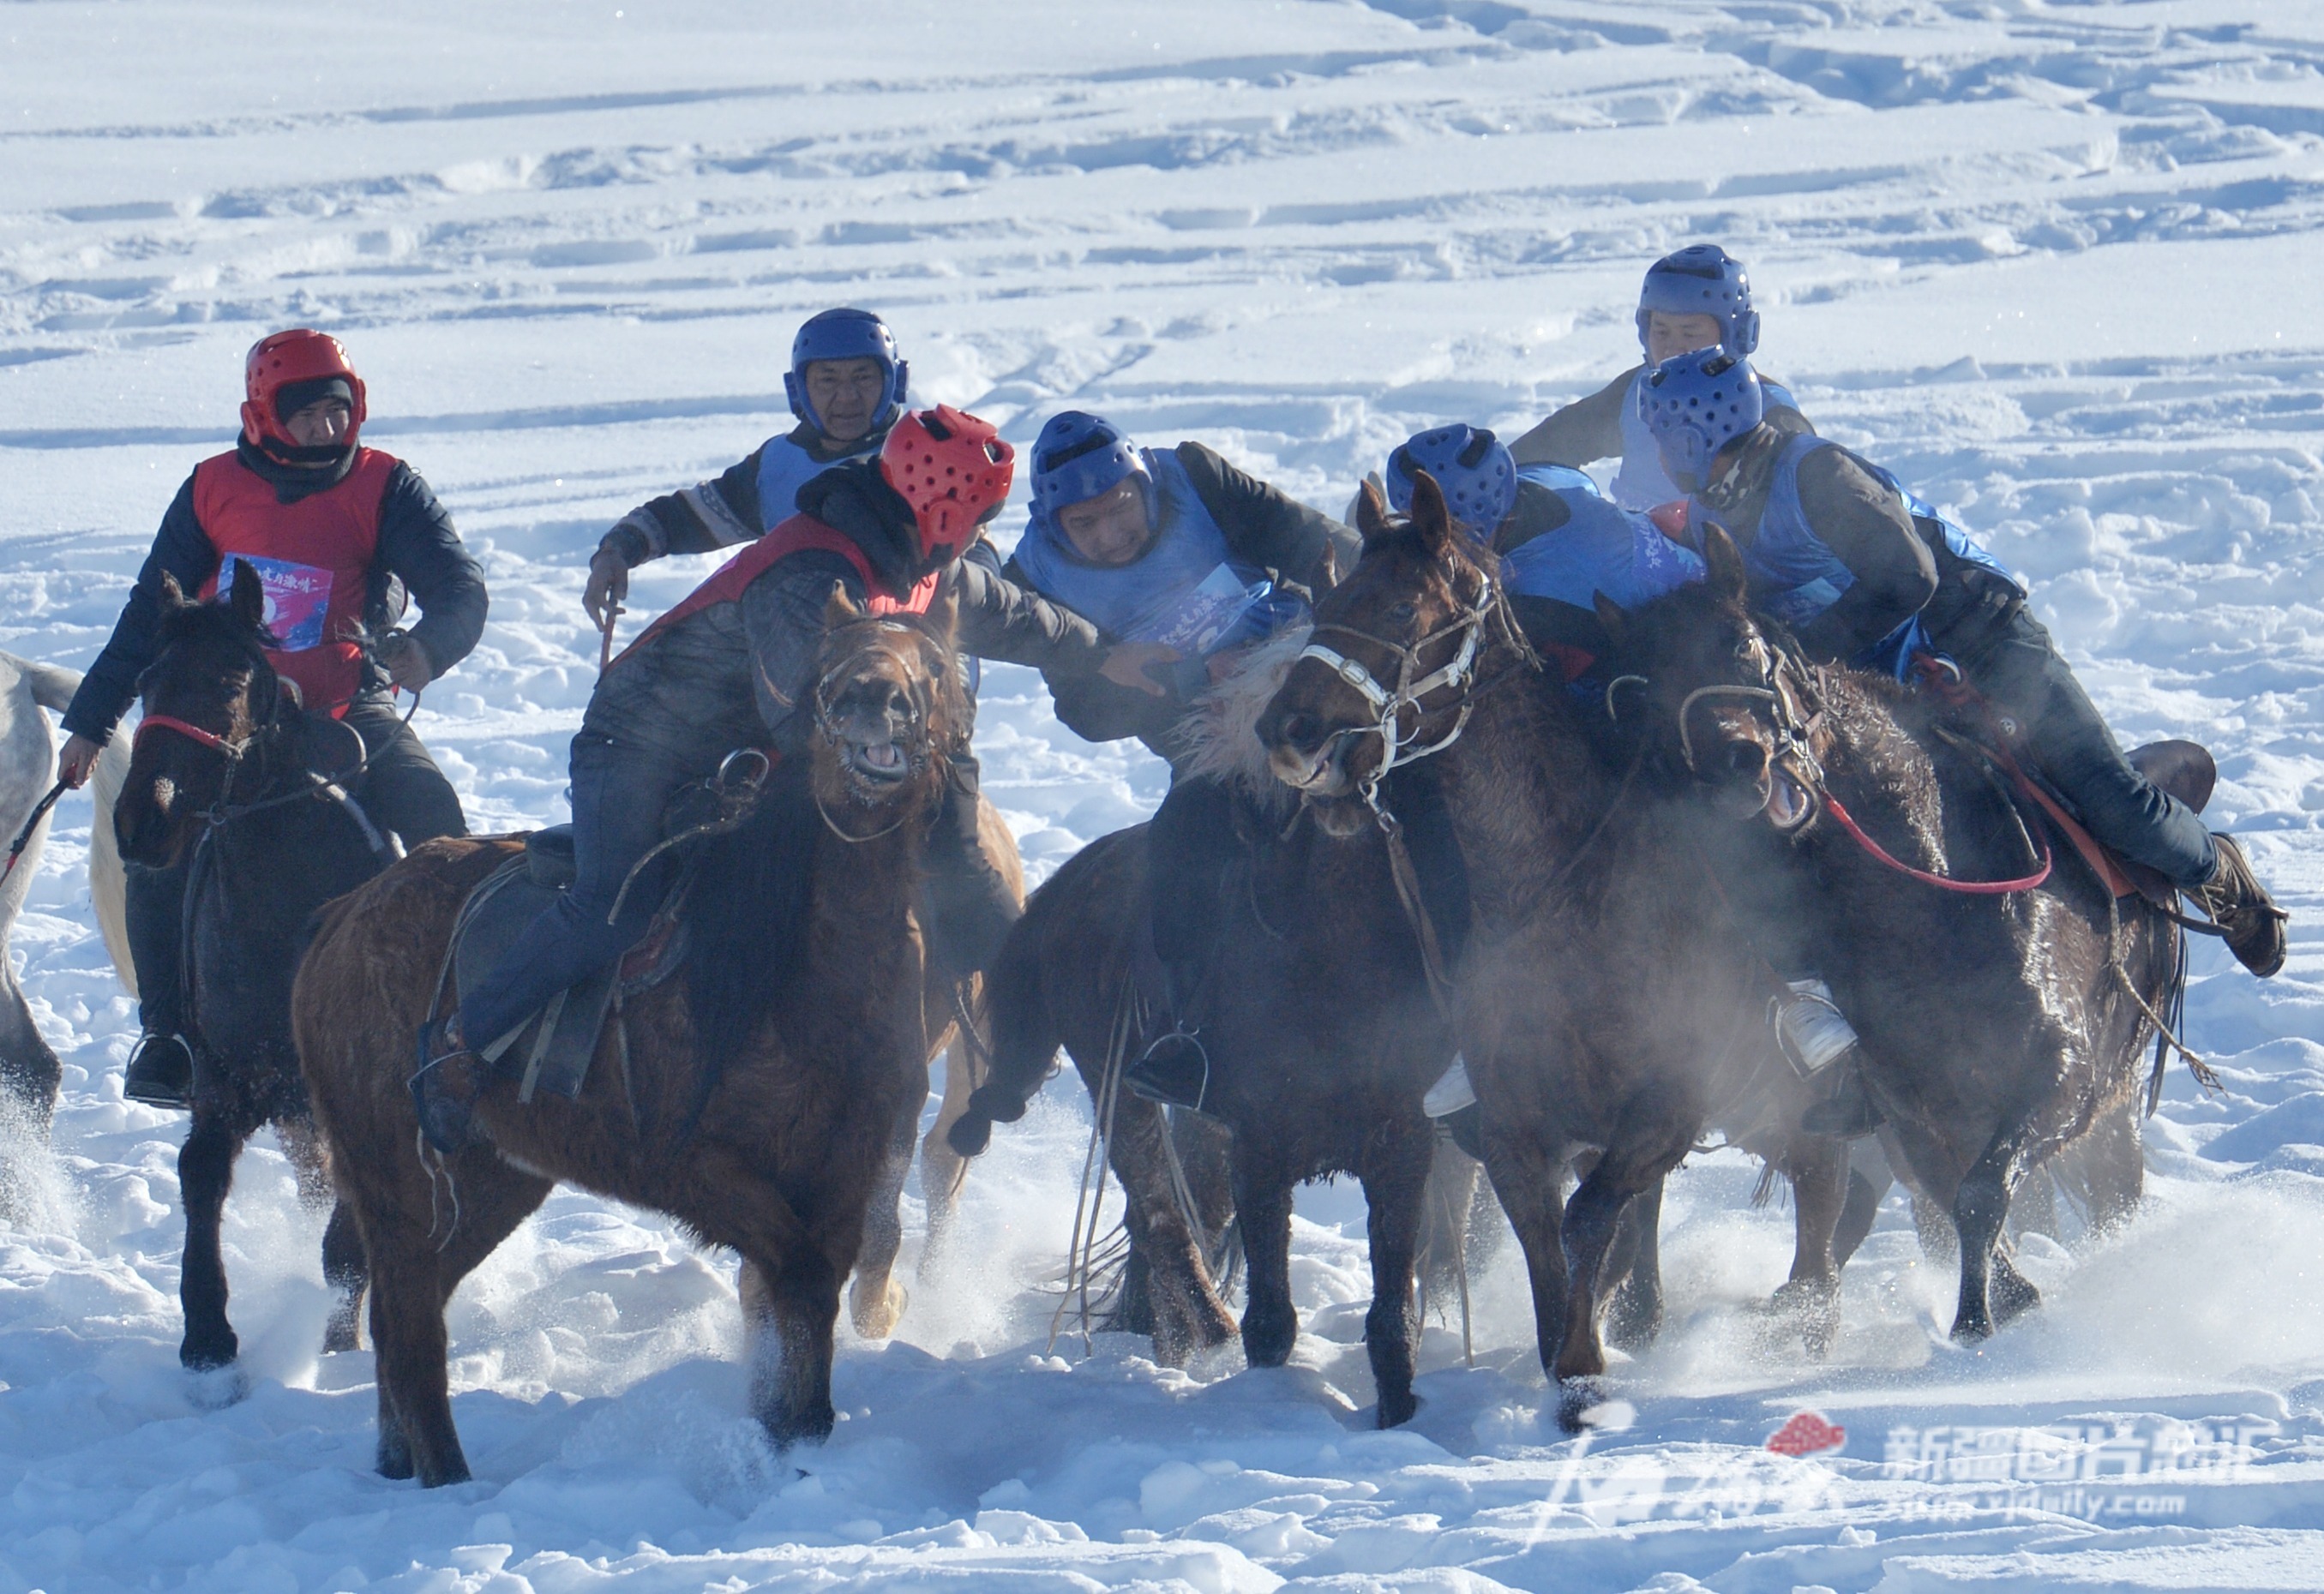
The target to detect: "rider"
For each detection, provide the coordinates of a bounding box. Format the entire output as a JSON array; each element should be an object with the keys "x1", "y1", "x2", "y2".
[
  {"x1": 56, "y1": 329, "x2": 488, "y2": 1110},
  {"x1": 1384, "y1": 423, "x2": 1705, "y2": 674},
  {"x1": 1507, "y1": 244, "x2": 1814, "y2": 510},
  {"x1": 581, "y1": 307, "x2": 915, "y2": 630},
  {"x1": 1002, "y1": 411, "x2": 1356, "y2": 1111},
  {"x1": 414, "y1": 406, "x2": 1120, "y2": 1152},
  {"x1": 1640, "y1": 346, "x2": 2287, "y2": 1124}
]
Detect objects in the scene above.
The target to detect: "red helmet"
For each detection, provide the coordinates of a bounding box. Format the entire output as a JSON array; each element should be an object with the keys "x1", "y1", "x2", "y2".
[
  {"x1": 240, "y1": 329, "x2": 367, "y2": 451},
  {"x1": 878, "y1": 405, "x2": 1014, "y2": 565}
]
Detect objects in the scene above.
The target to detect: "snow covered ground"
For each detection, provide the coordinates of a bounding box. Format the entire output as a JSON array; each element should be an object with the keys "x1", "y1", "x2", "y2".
[{"x1": 3, "y1": 1, "x2": 2324, "y2": 1587}]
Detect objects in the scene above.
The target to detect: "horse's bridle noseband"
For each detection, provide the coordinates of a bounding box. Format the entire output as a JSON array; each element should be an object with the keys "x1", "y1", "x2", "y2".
[{"x1": 1672, "y1": 638, "x2": 1826, "y2": 823}]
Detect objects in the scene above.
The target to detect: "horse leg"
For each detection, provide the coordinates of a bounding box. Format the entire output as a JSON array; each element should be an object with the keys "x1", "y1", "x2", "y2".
[
  {"x1": 1479, "y1": 1123, "x2": 1570, "y2": 1390},
  {"x1": 1951, "y1": 1090, "x2": 2077, "y2": 1344},
  {"x1": 1232, "y1": 1154, "x2": 1298, "y2": 1371},
  {"x1": 1772, "y1": 1135, "x2": 1847, "y2": 1357},
  {"x1": 0, "y1": 960, "x2": 59, "y2": 1136},
  {"x1": 321, "y1": 1201, "x2": 368, "y2": 1354},
  {"x1": 740, "y1": 1245, "x2": 842, "y2": 1449},
  {"x1": 1833, "y1": 1138, "x2": 1891, "y2": 1268},
  {"x1": 1174, "y1": 1109, "x2": 1238, "y2": 1281},
  {"x1": 917, "y1": 1033, "x2": 979, "y2": 1277},
  {"x1": 1102, "y1": 1090, "x2": 1235, "y2": 1363},
  {"x1": 1415, "y1": 1134, "x2": 1478, "y2": 1327},
  {"x1": 2079, "y1": 1101, "x2": 2144, "y2": 1237},
  {"x1": 1554, "y1": 1110, "x2": 1693, "y2": 1407},
  {"x1": 1359, "y1": 1114, "x2": 1436, "y2": 1427},
  {"x1": 177, "y1": 1103, "x2": 253, "y2": 1372},
  {"x1": 849, "y1": 1096, "x2": 916, "y2": 1339},
  {"x1": 1602, "y1": 1177, "x2": 1665, "y2": 1352}
]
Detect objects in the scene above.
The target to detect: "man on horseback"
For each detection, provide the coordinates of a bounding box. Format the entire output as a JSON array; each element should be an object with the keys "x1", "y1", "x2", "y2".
[
  {"x1": 1639, "y1": 346, "x2": 2287, "y2": 1126},
  {"x1": 1000, "y1": 410, "x2": 1357, "y2": 1110},
  {"x1": 416, "y1": 405, "x2": 1120, "y2": 1152},
  {"x1": 1507, "y1": 244, "x2": 1815, "y2": 511},
  {"x1": 57, "y1": 329, "x2": 487, "y2": 1110},
  {"x1": 582, "y1": 307, "x2": 917, "y2": 630}
]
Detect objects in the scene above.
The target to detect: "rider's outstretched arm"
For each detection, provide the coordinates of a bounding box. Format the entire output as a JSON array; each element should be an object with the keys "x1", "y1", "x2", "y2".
[
  {"x1": 1787, "y1": 448, "x2": 1939, "y2": 662},
  {"x1": 1171, "y1": 441, "x2": 1355, "y2": 591},
  {"x1": 1507, "y1": 369, "x2": 1635, "y2": 470}
]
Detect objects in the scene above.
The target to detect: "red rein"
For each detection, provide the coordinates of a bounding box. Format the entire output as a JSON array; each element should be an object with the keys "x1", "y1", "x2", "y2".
[
  {"x1": 134, "y1": 715, "x2": 246, "y2": 758},
  {"x1": 1821, "y1": 793, "x2": 2053, "y2": 895}
]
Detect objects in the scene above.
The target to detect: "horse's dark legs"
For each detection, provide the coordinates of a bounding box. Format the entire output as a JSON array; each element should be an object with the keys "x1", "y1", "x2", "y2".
[
  {"x1": 177, "y1": 1105, "x2": 253, "y2": 1372},
  {"x1": 1951, "y1": 1090, "x2": 2076, "y2": 1343},
  {"x1": 849, "y1": 1095, "x2": 917, "y2": 1339},
  {"x1": 1358, "y1": 1113, "x2": 1435, "y2": 1427},
  {"x1": 321, "y1": 1201, "x2": 367, "y2": 1354},
  {"x1": 1833, "y1": 1140, "x2": 1889, "y2": 1269},
  {"x1": 1768, "y1": 1136, "x2": 1847, "y2": 1356},
  {"x1": 1602, "y1": 1177, "x2": 1665, "y2": 1352},
  {"x1": 1101, "y1": 1090, "x2": 1236, "y2": 1363},
  {"x1": 2078, "y1": 1102, "x2": 2144, "y2": 1236},
  {"x1": 1232, "y1": 1157, "x2": 1298, "y2": 1369},
  {"x1": 1479, "y1": 1123, "x2": 1570, "y2": 1388},
  {"x1": 1555, "y1": 1109, "x2": 1693, "y2": 1402},
  {"x1": 740, "y1": 1245, "x2": 841, "y2": 1450}
]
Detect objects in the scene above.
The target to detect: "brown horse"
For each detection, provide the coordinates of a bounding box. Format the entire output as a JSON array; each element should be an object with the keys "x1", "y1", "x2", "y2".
[
  {"x1": 1258, "y1": 477, "x2": 1853, "y2": 1425},
  {"x1": 952, "y1": 631, "x2": 1515, "y2": 1423},
  {"x1": 1600, "y1": 529, "x2": 2177, "y2": 1340},
  {"x1": 294, "y1": 588, "x2": 965, "y2": 1485}
]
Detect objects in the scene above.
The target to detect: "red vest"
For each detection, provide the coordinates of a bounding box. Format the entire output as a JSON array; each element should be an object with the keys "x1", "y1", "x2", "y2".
[
  {"x1": 616, "y1": 512, "x2": 937, "y2": 668},
  {"x1": 194, "y1": 447, "x2": 397, "y2": 715}
]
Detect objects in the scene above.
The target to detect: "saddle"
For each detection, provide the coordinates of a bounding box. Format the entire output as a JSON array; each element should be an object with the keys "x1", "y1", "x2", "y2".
[
  {"x1": 2008, "y1": 739, "x2": 2213, "y2": 906},
  {"x1": 445, "y1": 825, "x2": 689, "y2": 1106}
]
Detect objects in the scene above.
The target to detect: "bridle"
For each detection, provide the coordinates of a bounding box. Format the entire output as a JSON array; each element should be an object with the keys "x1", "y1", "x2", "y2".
[
  {"x1": 808, "y1": 621, "x2": 958, "y2": 844},
  {"x1": 1669, "y1": 632, "x2": 1826, "y2": 813}
]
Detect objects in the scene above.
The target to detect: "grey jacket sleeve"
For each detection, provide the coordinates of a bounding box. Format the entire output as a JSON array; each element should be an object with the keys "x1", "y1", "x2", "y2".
[
  {"x1": 949, "y1": 557, "x2": 1108, "y2": 674},
  {"x1": 1508, "y1": 369, "x2": 1636, "y2": 469},
  {"x1": 1174, "y1": 441, "x2": 1354, "y2": 590},
  {"x1": 1791, "y1": 446, "x2": 1939, "y2": 661},
  {"x1": 603, "y1": 447, "x2": 766, "y2": 567}
]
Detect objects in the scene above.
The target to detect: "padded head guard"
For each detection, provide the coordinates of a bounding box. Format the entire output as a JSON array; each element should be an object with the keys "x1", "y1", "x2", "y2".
[
  {"x1": 785, "y1": 308, "x2": 909, "y2": 435},
  {"x1": 1386, "y1": 424, "x2": 1516, "y2": 540},
  {"x1": 1639, "y1": 349, "x2": 1765, "y2": 491},
  {"x1": 1636, "y1": 244, "x2": 1760, "y2": 361},
  {"x1": 879, "y1": 405, "x2": 1015, "y2": 566},
  {"x1": 241, "y1": 329, "x2": 366, "y2": 452}
]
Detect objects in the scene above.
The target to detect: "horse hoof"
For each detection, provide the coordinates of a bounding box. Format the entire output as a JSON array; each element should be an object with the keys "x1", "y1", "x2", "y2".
[
  {"x1": 850, "y1": 1277, "x2": 907, "y2": 1339},
  {"x1": 1768, "y1": 1278, "x2": 1841, "y2": 1358},
  {"x1": 1377, "y1": 1387, "x2": 1419, "y2": 1429},
  {"x1": 184, "y1": 1362, "x2": 249, "y2": 1411},
  {"x1": 1240, "y1": 1309, "x2": 1297, "y2": 1369},
  {"x1": 1555, "y1": 1380, "x2": 1630, "y2": 1435}
]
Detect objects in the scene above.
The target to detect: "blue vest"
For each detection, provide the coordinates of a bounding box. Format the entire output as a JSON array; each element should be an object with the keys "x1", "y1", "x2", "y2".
[
  {"x1": 1012, "y1": 447, "x2": 1278, "y2": 652},
  {"x1": 1612, "y1": 369, "x2": 1802, "y2": 512},
  {"x1": 1504, "y1": 465, "x2": 1705, "y2": 611},
  {"x1": 1689, "y1": 434, "x2": 2018, "y2": 674},
  {"x1": 754, "y1": 432, "x2": 880, "y2": 534}
]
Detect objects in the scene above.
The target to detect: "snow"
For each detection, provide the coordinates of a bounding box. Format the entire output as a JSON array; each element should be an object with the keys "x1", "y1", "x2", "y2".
[{"x1": 3, "y1": 1, "x2": 2324, "y2": 1588}]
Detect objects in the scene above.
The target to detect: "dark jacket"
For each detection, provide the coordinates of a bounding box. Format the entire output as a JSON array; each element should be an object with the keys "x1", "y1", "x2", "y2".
[
  {"x1": 1693, "y1": 425, "x2": 1940, "y2": 662},
  {"x1": 599, "y1": 422, "x2": 874, "y2": 566},
  {"x1": 1001, "y1": 440, "x2": 1356, "y2": 761},
  {"x1": 63, "y1": 440, "x2": 488, "y2": 744},
  {"x1": 1510, "y1": 363, "x2": 1813, "y2": 471},
  {"x1": 585, "y1": 460, "x2": 1106, "y2": 770}
]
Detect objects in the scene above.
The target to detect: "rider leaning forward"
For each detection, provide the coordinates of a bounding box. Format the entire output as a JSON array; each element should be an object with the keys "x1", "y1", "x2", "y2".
[
  {"x1": 57, "y1": 330, "x2": 487, "y2": 1110},
  {"x1": 413, "y1": 406, "x2": 1132, "y2": 1153}
]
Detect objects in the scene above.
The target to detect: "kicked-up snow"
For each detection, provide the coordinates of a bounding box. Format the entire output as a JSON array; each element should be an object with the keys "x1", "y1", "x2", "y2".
[{"x1": 3, "y1": 2, "x2": 2324, "y2": 1588}]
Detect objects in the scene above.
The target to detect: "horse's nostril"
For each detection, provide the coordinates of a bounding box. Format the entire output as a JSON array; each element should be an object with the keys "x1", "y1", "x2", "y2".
[
  {"x1": 1279, "y1": 713, "x2": 1317, "y2": 752},
  {"x1": 1723, "y1": 741, "x2": 1769, "y2": 782}
]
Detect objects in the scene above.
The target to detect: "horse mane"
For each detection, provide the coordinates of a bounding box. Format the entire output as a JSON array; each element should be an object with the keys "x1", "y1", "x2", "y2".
[
  {"x1": 680, "y1": 758, "x2": 820, "y2": 1112},
  {"x1": 1173, "y1": 622, "x2": 1312, "y2": 813}
]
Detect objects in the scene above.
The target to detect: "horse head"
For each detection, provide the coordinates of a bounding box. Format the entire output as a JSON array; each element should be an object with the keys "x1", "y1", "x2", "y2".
[
  {"x1": 806, "y1": 584, "x2": 966, "y2": 839},
  {"x1": 117, "y1": 563, "x2": 290, "y2": 868},
  {"x1": 1600, "y1": 524, "x2": 1823, "y2": 832},
  {"x1": 1258, "y1": 471, "x2": 1506, "y2": 837}
]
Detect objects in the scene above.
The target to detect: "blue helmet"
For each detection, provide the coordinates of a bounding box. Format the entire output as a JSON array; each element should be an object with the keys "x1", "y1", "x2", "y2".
[
  {"x1": 1029, "y1": 410, "x2": 1150, "y2": 534},
  {"x1": 1386, "y1": 424, "x2": 1516, "y2": 540},
  {"x1": 1636, "y1": 244, "x2": 1759, "y2": 360},
  {"x1": 784, "y1": 308, "x2": 909, "y2": 435},
  {"x1": 1639, "y1": 349, "x2": 1764, "y2": 490}
]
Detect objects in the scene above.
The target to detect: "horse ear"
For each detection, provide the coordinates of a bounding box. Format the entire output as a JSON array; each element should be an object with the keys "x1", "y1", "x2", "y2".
[
  {"x1": 924, "y1": 585, "x2": 960, "y2": 651},
  {"x1": 1701, "y1": 521, "x2": 1749, "y2": 604},
  {"x1": 227, "y1": 559, "x2": 267, "y2": 632},
  {"x1": 1408, "y1": 470, "x2": 1456, "y2": 560},
  {"x1": 155, "y1": 571, "x2": 189, "y2": 611},
  {"x1": 1593, "y1": 591, "x2": 1630, "y2": 650},
  {"x1": 1354, "y1": 476, "x2": 1397, "y2": 547},
  {"x1": 822, "y1": 579, "x2": 864, "y2": 629}
]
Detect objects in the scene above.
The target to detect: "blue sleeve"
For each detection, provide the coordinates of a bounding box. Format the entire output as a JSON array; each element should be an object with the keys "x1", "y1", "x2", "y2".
[{"x1": 61, "y1": 474, "x2": 220, "y2": 743}]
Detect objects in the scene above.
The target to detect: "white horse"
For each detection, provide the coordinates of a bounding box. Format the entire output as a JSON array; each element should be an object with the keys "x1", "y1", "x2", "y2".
[{"x1": 0, "y1": 653, "x2": 131, "y2": 1130}]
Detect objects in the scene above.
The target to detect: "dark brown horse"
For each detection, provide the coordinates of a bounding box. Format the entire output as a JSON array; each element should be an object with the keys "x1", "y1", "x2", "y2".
[
  {"x1": 1600, "y1": 529, "x2": 2177, "y2": 1340},
  {"x1": 951, "y1": 630, "x2": 1462, "y2": 1425},
  {"x1": 294, "y1": 588, "x2": 965, "y2": 1485},
  {"x1": 113, "y1": 566, "x2": 377, "y2": 1376},
  {"x1": 1258, "y1": 478, "x2": 1853, "y2": 1425}
]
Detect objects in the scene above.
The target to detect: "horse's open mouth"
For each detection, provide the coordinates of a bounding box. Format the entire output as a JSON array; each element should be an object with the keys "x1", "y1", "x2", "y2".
[
  {"x1": 1766, "y1": 767, "x2": 1813, "y2": 831},
  {"x1": 844, "y1": 737, "x2": 910, "y2": 785}
]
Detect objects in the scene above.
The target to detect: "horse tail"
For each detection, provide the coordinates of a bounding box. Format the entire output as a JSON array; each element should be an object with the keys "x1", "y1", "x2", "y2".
[{"x1": 947, "y1": 875, "x2": 1064, "y2": 1157}]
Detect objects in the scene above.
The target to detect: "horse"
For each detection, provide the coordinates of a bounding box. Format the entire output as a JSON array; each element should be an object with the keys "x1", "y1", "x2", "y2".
[
  {"x1": 0, "y1": 652, "x2": 132, "y2": 1138},
  {"x1": 110, "y1": 566, "x2": 381, "y2": 1375},
  {"x1": 1600, "y1": 526, "x2": 2177, "y2": 1340},
  {"x1": 952, "y1": 631, "x2": 1518, "y2": 1424},
  {"x1": 294, "y1": 585, "x2": 967, "y2": 1485},
  {"x1": 1257, "y1": 476, "x2": 1857, "y2": 1425}
]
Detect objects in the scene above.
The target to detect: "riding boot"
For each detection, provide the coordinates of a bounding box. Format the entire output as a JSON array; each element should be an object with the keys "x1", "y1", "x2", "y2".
[
  {"x1": 1799, "y1": 1064, "x2": 1883, "y2": 1141},
  {"x1": 1776, "y1": 981, "x2": 1883, "y2": 1140},
  {"x1": 411, "y1": 1012, "x2": 483, "y2": 1155},
  {"x1": 122, "y1": 860, "x2": 194, "y2": 1110},
  {"x1": 2197, "y1": 833, "x2": 2289, "y2": 978},
  {"x1": 921, "y1": 750, "x2": 1019, "y2": 980}
]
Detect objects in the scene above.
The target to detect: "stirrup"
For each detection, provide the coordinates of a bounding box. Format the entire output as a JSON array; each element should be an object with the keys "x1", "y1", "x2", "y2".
[
  {"x1": 1124, "y1": 1027, "x2": 1215, "y2": 1116},
  {"x1": 123, "y1": 1031, "x2": 195, "y2": 1110}
]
